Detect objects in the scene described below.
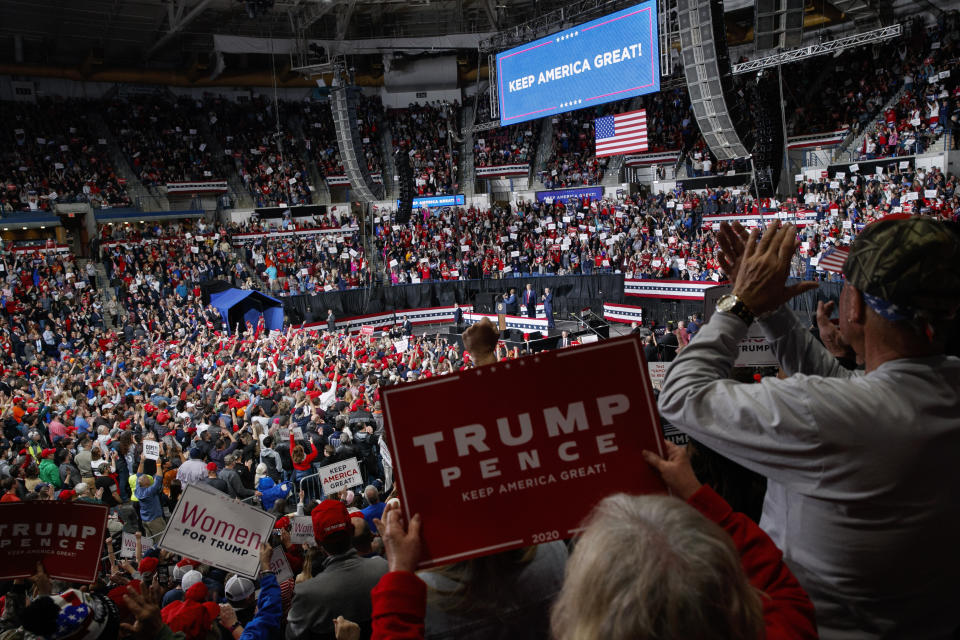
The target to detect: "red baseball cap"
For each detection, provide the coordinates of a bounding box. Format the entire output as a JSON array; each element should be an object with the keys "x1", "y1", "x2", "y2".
[{"x1": 311, "y1": 500, "x2": 351, "y2": 545}]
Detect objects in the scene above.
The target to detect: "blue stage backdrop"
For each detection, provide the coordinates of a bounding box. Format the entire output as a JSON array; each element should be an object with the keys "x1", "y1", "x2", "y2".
[{"x1": 496, "y1": 0, "x2": 660, "y2": 126}]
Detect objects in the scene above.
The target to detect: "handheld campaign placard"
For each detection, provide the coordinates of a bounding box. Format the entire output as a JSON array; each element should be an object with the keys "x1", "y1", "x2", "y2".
[
  {"x1": 143, "y1": 440, "x2": 161, "y2": 461},
  {"x1": 121, "y1": 531, "x2": 155, "y2": 558},
  {"x1": 381, "y1": 334, "x2": 665, "y2": 568},
  {"x1": 159, "y1": 484, "x2": 276, "y2": 578},
  {"x1": 703, "y1": 285, "x2": 779, "y2": 367},
  {"x1": 0, "y1": 502, "x2": 108, "y2": 583},
  {"x1": 320, "y1": 458, "x2": 363, "y2": 496},
  {"x1": 289, "y1": 516, "x2": 316, "y2": 545}
]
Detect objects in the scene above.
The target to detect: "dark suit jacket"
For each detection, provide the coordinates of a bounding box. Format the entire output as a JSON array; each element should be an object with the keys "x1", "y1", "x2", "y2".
[
  {"x1": 643, "y1": 343, "x2": 659, "y2": 362},
  {"x1": 659, "y1": 332, "x2": 679, "y2": 362}
]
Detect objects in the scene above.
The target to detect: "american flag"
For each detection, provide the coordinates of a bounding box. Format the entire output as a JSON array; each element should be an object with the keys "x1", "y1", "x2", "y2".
[
  {"x1": 594, "y1": 109, "x2": 648, "y2": 158},
  {"x1": 818, "y1": 246, "x2": 849, "y2": 273}
]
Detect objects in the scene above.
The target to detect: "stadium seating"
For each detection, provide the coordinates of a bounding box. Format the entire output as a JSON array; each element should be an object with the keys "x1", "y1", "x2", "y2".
[{"x1": 1, "y1": 98, "x2": 131, "y2": 211}]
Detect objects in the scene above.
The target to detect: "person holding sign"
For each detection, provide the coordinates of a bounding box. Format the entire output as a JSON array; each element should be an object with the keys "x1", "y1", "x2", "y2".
[
  {"x1": 290, "y1": 430, "x2": 319, "y2": 483},
  {"x1": 661, "y1": 219, "x2": 960, "y2": 639},
  {"x1": 134, "y1": 454, "x2": 166, "y2": 538},
  {"x1": 366, "y1": 443, "x2": 815, "y2": 639}
]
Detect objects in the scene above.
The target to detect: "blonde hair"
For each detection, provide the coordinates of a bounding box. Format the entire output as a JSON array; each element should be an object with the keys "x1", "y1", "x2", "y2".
[{"x1": 551, "y1": 494, "x2": 764, "y2": 640}]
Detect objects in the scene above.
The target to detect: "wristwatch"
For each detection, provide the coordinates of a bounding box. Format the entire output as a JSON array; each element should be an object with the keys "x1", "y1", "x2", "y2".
[{"x1": 715, "y1": 294, "x2": 755, "y2": 326}]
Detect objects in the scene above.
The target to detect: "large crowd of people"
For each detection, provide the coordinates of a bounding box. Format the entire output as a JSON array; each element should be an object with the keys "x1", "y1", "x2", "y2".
[
  {"x1": 540, "y1": 107, "x2": 611, "y2": 188},
  {"x1": 1, "y1": 98, "x2": 132, "y2": 212},
  {"x1": 105, "y1": 96, "x2": 221, "y2": 186},
  {"x1": 210, "y1": 97, "x2": 315, "y2": 208},
  {"x1": 472, "y1": 89, "x2": 539, "y2": 168},
  {"x1": 387, "y1": 102, "x2": 460, "y2": 195},
  {"x1": 236, "y1": 228, "x2": 369, "y2": 295},
  {"x1": 2, "y1": 16, "x2": 960, "y2": 640},
  {"x1": 2, "y1": 204, "x2": 958, "y2": 639},
  {"x1": 299, "y1": 94, "x2": 385, "y2": 180}
]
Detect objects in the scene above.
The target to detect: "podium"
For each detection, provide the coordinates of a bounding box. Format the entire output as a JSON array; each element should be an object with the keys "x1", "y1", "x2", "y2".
[{"x1": 495, "y1": 301, "x2": 507, "y2": 332}]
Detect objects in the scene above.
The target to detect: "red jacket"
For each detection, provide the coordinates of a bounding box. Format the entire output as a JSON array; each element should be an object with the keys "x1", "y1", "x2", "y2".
[
  {"x1": 369, "y1": 485, "x2": 817, "y2": 640},
  {"x1": 289, "y1": 432, "x2": 318, "y2": 471}
]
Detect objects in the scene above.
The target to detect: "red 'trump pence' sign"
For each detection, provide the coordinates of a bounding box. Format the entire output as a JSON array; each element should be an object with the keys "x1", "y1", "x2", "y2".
[
  {"x1": 381, "y1": 334, "x2": 666, "y2": 568},
  {"x1": 0, "y1": 502, "x2": 108, "y2": 583}
]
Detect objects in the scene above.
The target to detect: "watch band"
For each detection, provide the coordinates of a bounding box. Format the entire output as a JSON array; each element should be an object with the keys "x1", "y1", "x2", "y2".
[
  {"x1": 728, "y1": 300, "x2": 755, "y2": 326},
  {"x1": 231, "y1": 622, "x2": 242, "y2": 631},
  {"x1": 716, "y1": 294, "x2": 755, "y2": 326}
]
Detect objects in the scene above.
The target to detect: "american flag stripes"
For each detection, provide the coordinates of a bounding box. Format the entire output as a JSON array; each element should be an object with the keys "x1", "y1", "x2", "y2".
[
  {"x1": 818, "y1": 246, "x2": 849, "y2": 273},
  {"x1": 594, "y1": 109, "x2": 648, "y2": 157}
]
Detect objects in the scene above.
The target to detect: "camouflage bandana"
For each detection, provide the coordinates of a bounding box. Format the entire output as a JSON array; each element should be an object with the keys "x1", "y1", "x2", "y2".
[{"x1": 843, "y1": 216, "x2": 960, "y2": 322}]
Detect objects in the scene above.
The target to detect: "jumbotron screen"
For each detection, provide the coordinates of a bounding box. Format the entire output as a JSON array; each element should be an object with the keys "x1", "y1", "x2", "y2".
[{"x1": 496, "y1": 1, "x2": 660, "y2": 126}]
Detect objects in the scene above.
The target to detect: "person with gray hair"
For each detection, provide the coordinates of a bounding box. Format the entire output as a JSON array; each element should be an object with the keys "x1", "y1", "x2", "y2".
[
  {"x1": 361, "y1": 485, "x2": 385, "y2": 535},
  {"x1": 366, "y1": 441, "x2": 815, "y2": 639},
  {"x1": 551, "y1": 442, "x2": 815, "y2": 639},
  {"x1": 661, "y1": 219, "x2": 960, "y2": 638}
]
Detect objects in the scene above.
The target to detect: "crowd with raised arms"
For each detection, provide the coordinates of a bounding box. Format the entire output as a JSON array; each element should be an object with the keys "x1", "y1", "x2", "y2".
[
  {"x1": 210, "y1": 96, "x2": 315, "y2": 208},
  {"x1": 0, "y1": 304, "x2": 521, "y2": 638},
  {"x1": 0, "y1": 205, "x2": 956, "y2": 640},
  {"x1": 1, "y1": 98, "x2": 132, "y2": 212},
  {"x1": 387, "y1": 101, "x2": 461, "y2": 195},
  {"x1": 105, "y1": 96, "x2": 221, "y2": 187}
]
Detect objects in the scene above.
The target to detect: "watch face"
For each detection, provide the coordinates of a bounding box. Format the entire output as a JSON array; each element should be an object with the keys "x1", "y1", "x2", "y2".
[{"x1": 716, "y1": 294, "x2": 737, "y2": 313}]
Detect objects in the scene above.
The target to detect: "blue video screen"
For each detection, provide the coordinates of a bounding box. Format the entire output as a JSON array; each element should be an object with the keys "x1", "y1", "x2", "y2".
[{"x1": 496, "y1": 1, "x2": 660, "y2": 126}]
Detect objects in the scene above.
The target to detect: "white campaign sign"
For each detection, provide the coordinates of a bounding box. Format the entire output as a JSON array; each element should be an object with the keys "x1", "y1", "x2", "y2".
[
  {"x1": 143, "y1": 440, "x2": 160, "y2": 461},
  {"x1": 121, "y1": 532, "x2": 154, "y2": 559},
  {"x1": 647, "y1": 362, "x2": 671, "y2": 391},
  {"x1": 320, "y1": 458, "x2": 363, "y2": 495},
  {"x1": 159, "y1": 484, "x2": 276, "y2": 578},
  {"x1": 269, "y1": 546, "x2": 294, "y2": 583},
  {"x1": 735, "y1": 323, "x2": 779, "y2": 367},
  {"x1": 289, "y1": 516, "x2": 315, "y2": 545},
  {"x1": 703, "y1": 284, "x2": 779, "y2": 368}
]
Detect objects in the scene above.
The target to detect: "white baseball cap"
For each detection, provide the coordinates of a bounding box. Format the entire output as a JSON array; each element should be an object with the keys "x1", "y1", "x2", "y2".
[{"x1": 181, "y1": 569, "x2": 203, "y2": 592}]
